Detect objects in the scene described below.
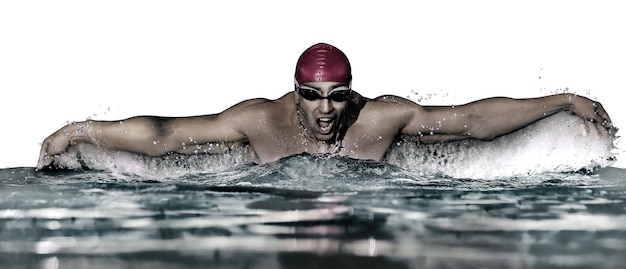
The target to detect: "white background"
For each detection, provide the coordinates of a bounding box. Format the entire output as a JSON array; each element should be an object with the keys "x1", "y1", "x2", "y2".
[{"x1": 1, "y1": 0, "x2": 624, "y2": 168}]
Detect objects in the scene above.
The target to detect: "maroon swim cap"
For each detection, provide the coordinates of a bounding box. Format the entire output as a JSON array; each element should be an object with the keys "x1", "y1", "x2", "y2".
[{"x1": 295, "y1": 43, "x2": 352, "y2": 84}]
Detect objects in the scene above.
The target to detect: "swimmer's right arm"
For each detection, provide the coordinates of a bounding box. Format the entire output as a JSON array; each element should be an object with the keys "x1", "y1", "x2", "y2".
[
  {"x1": 36, "y1": 99, "x2": 267, "y2": 170},
  {"x1": 36, "y1": 116, "x2": 237, "y2": 170}
]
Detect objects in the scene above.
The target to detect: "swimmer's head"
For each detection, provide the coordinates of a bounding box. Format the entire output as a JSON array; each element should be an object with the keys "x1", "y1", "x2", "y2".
[{"x1": 295, "y1": 43, "x2": 351, "y2": 84}]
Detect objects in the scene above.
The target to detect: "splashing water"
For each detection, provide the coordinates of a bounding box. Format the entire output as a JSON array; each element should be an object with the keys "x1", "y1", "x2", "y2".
[
  {"x1": 46, "y1": 112, "x2": 616, "y2": 181},
  {"x1": 387, "y1": 112, "x2": 616, "y2": 179}
]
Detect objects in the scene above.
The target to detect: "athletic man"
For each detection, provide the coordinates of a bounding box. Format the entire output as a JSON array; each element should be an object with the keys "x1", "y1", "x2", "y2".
[{"x1": 36, "y1": 43, "x2": 615, "y2": 170}]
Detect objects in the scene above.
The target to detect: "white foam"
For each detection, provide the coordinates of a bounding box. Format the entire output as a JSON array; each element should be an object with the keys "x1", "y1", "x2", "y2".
[{"x1": 386, "y1": 112, "x2": 617, "y2": 179}]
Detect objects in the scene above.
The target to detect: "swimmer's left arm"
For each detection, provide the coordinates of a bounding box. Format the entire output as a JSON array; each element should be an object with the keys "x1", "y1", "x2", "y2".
[{"x1": 402, "y1": 93, "x2": 615, "y2": 143}]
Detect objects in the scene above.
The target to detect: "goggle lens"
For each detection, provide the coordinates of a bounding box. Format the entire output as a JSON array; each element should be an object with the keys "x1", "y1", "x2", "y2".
[{"x1": 298, "y1": 88, "x2": 351, "y2": 102}]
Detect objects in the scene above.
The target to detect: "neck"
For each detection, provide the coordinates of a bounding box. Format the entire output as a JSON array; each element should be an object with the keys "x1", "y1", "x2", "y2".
[{"x1": 295, "y1": 107, "x2": 343, "y2": 154}]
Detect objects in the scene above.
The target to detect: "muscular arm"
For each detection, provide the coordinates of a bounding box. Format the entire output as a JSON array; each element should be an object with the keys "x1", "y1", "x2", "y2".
[
  {"x1": 37, "y1": 99, "x2": 266, "y2": 170},
  {"x1": 402, "y1": 93, "x2": 615, "y2": 143}
]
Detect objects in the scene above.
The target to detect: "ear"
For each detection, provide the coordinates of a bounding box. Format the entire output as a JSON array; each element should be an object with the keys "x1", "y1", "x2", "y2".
[{"x1": 294, "y1": 78, "x2": 300, "y2": 104}]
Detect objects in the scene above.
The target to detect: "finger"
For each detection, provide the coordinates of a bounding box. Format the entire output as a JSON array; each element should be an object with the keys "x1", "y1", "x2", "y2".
[
  {"x1": 36, "y1": 139, "x2": 62, "y2": 171},
  {"x1": 600, "y1": 117, "x2": 614, "y2": 135},
  {"x1": 592, "y1": 103, "x2": 613, "y2": 131},
  {"x1": 599, "y1": 110, "x2": 613, "y2": 129},
  {"x1": 36, "y1": 155, "x2": 53, "y2": 171},
  {"x1": 36, "y1": 143, "x2": 52, "y2": 170}
]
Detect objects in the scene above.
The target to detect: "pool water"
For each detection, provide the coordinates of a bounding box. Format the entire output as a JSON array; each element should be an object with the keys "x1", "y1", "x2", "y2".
[
  {"x1": 1, "y1": 113, "x2": 624, "y2": 269},
  {"x1": 1, "y1": 163, "x2": 625, "y2": 269}
]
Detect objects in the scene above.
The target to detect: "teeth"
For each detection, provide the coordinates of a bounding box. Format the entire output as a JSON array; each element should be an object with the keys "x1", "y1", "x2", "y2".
[
  {"x1": 319, "y1": 118, "x2": 332, "y2": 122},
  {"x1": 318, "y1": 118, "x2": 334, "y2": 134}
]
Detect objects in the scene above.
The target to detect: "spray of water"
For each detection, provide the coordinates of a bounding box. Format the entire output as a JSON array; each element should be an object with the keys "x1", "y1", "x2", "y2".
[
  {"x1": 386, "y1": 112, "x2": 616, "y2": 179},
  {"x1": 46, "y1": 111, "x2": 616, "y2": 181}
]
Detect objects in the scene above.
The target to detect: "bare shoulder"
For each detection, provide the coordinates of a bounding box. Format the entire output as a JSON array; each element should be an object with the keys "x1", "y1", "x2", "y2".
[
  {"x1": 373, "y1": 94, "x2": 417, "y2": 105},
  {"x1": 353, "y1": 94, "x2": 427, "y2": 128},
  {"x1": 218, "y1": 92, "x2": 295, "y2": 129},
  {"x1": 364, "y1": 94, "x2": 424, "y2": 112},
  {"x1": 222, "y1": 93, "x2": 293, "y2": 114}
]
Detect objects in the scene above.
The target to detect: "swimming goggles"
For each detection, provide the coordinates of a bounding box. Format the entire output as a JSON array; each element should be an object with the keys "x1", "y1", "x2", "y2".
[{"x1": 295, "y1": 81, "x2": 352, "y2": 102}]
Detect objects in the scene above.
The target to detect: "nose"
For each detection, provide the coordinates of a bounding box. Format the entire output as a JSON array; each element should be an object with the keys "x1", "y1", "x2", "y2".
[{"x1": 319, "y1": 98, "x2": 334, "y2": 114}]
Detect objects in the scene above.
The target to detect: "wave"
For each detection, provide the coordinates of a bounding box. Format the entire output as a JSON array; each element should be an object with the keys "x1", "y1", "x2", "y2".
[{"x1": 45, "y1": 112, "x2": 617, "y2": 180}]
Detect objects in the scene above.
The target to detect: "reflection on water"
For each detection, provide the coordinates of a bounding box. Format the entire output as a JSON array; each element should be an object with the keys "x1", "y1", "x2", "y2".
[{"x1": 1, "y1": 164, "x2": 625, "y2": 269}]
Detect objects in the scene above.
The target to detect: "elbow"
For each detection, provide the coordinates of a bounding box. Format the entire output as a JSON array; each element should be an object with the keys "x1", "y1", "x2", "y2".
[
  {"x1": 144, "y1": 117, "x2": 177, "y2": 156},
  {"x1": 466, "y1": 126, "x2": 498, "y2": 141},
  {"x1": 464, "y1": 111, "x2": 508, "y2": 141},
  {"x1": 122, "y1": 132, "x2": 174, "y2": 157},
  {"x1": 143, "y1": 135, "x2": 179, "y2": 156},
  {"x1": 459, "y1": 114, "x2": 497, "y2": 141}
]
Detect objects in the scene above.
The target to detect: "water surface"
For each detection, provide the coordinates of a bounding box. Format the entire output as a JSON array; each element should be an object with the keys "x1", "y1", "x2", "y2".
[{"x1": 1, "y1": 113, "x2": 624, "y2": 269}]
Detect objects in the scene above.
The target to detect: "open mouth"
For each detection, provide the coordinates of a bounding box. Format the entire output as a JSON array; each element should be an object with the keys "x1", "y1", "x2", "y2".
[{"x1": 317, "y1": 117, "x2": 335, "y2": 135}]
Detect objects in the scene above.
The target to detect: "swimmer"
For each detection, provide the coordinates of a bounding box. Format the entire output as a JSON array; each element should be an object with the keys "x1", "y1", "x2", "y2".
[{"x1": 36, "y1": 43, "x2": 617, "y2": 170}]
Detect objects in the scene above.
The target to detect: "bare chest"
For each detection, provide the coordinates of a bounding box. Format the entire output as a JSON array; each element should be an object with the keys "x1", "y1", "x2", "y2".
[{"x1": 248, "y1": 121, "x2": 397, "y2": 163}]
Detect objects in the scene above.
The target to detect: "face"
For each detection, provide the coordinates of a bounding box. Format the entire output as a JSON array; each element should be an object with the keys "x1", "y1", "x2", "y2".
[{"x1": 295, "y1": 81, "x2": 352, "y2": 142}]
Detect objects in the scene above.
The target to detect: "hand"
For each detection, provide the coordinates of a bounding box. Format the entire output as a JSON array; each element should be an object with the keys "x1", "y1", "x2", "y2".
[
  {"x1": 36, "y1": 123, "x2": 84, "y2": 170},
  {"x1": 568, "y1": 94, "x2": 617, "y2": 136}
]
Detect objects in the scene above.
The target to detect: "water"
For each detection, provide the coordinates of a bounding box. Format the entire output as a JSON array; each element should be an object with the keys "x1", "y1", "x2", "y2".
[{"x1": 1, "y1": 113, "x2": 625, "y2": 269}]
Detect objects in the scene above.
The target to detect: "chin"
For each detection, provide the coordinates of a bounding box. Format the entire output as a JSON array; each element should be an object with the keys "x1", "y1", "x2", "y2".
[{"x1": 314, "y1": 132, "x2": 336, "y2": 142}]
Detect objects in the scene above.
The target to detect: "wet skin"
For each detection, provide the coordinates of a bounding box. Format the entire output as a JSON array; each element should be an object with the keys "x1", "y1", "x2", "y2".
[{"x1": 37, "y1": 82, "x2": 616, "y2": 169}]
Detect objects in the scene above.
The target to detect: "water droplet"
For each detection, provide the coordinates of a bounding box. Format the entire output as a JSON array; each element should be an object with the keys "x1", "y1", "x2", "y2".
[{"x1": 153, "y1": 141, "x2": 159, "y2": 145}]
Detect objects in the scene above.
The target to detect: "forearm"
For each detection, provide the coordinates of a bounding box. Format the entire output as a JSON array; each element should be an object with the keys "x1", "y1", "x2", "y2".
[
  {"x1": 460, "y1": 94, "x2": 575, "y2": 140},
  {"x1": 414, "y1": 93, "x2": 589, "y2": 142},
  {"x1": 78, "y1": 116, "x2": 243, "y2": 155},
  {"x1": 94, "y1": 116, "x2": 232, "y2": 156},
  {"x1": 37, "y1": 114, "x2": 242, "y2": 170},
  {"x1": 49, "y1": 118, "x2": 158, "y2": 155}
]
